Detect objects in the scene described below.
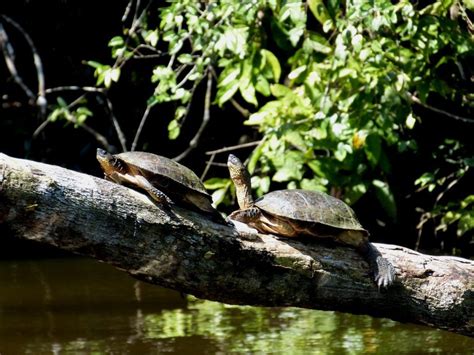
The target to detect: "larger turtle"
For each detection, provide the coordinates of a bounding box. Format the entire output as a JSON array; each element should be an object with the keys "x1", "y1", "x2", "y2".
[
  {"x1": 96, "y1": 149, "x2": 222, "y2": 221},
  {"x1": 227, "y1": 154, "x2": 395, "y2": 288}
]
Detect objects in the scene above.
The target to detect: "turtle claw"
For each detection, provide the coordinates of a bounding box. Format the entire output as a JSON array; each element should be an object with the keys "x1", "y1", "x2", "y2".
[{"x1": 374, "y1": 259, "x2": 396, "y2": 289}]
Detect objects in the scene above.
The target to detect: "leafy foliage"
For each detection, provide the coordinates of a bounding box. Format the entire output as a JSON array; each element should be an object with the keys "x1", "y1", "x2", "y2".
[{"x1": 89, "y1": 0, "x2": 472, "y2": 250}]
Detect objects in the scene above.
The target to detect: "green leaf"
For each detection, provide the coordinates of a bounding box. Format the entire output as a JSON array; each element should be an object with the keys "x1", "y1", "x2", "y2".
[
  {"x1": 365, "y1": 134, "x2": 381, "y2": 167},
  {"x1": 175, "y1": 106, "x2": 187, "y2": 120},
  {"x1": 405, "y1": 113, "x2": 416, "y2": 129},
  {"x1": 415, "y1": 172, "x2": 435, "y2": 187},
  {"x1": 334, "y1": 142, "x2": 352, "y2": 161},
  {"x1": 177, "y1": 54, "x2": 194, "y2": 64},
  {"x1": 103, "y1": 68, "x2": 120, "y2": 88},
  {"x1": 108, "y1": 36, "x2": 124, "y2": 47},
  {"x1": 212, "y1": 187, "x2": 228, "y2": 206},
  {"x1": 240, "y1": 82, "x2": 258, "y2": 106},
  {"x1": 204, "y1": 178, "x2": 231, "y2": 190},
  {"x1": 272, "y1": 152, "x2": 304, "y2": 182},
  {"x1": 344, "y1": 183, "x2": 368, "y2": 205},
  {"x1": 304, "y1": 34, "x2": 332, "y2": 54},
  {"x1": 86, "y1": 60, "x2": 104, "y2": 69},
  {"x1": 261, "y1": 49, "x2": 281, "y2": 82},
  {"x1": 239, "y1": 59, "x2": 257, "y2": 105},
  {"x1": 251, "y1": 175, "x2": 271, "y2": 195},
  {"x1": 248, "y1": 144, "x2": 264, "y2": 174},
  {"x1": 168, "y1": 119, "x2": 180, "y2": 140},
  {"x1": 218, "y1": 66, "x2": 241, "y2": 87},
  {"x1": 372, "y1": 180, "x2": 397, "y2": 222},
  {"x1": 270, "y1": 84, "x2": 292, "y2": 97},
  {"x1": 308, "y1": 0, "x2": 333, "y2": 29},
  {"x1": 216, "y1": 81, "x2": 240, "y2": 106},
  {"x1": 255, "y1": 76, "x2": 271, "y2": 96},
  {"x1": 300, "y1": 178, "x2": 327, "y2": 191},
  {"x1": 288, "y1": 65, "x2": 307, "y2": 80},
  {"x1": 144, "y1": 30, "x2": 159, "y2": 47}
]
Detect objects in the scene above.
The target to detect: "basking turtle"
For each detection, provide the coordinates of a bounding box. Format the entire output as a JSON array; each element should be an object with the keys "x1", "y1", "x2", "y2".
[
  {"x1": 227, "y1": 154, "x2": 395, "y2": 288},
  {"x1": 96, "y1": 149, "x2": 222, "y2": 221}
]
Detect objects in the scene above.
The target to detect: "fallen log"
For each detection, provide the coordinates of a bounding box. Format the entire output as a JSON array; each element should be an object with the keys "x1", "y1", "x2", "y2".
[{"x1": 0, "y1": 153, "x2": 472, "y2": 337}]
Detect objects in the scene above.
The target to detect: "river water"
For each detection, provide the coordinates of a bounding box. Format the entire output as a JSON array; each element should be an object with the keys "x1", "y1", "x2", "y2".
[{"x1": 0, "y1": 258, "x2": 472, "y2": 354}]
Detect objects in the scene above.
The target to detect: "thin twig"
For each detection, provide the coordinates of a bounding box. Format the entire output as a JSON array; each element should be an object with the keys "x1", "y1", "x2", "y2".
[
  {"x1": 122, "y1": 0, "x2": 135, "y2": 24},
  {"x1": 201, "y1": 152, "x2": 216, "y2": 180},
  {"x1": 101, "y1": 95, "x2": 128, "y2": 152},
  {"x1": 32, "y1": 118, "x2": 50, "y2": 138},
  {"x1": 44, "y1": 101, "x2": 112, "y2": 151},
  {"x1": 0, "y1": 22, "x2": 35, "y2": 100},
  {"x1": 1, "y1": 15, "x2": 47, "y2": 116},
  {"x1": 230, "y1": 98, "x2": 250, "y2": 118},
  {"x1": 204, "y1": 161, "x2": 228, "y2": 168},
  {"x1": 434, "y1": 167, "x2": 469, "y2": 205},
  {"x1": 205, "y1": 141, "x2": 262, "y2": 155},
  {"x1": 33, "y1": 94, "x2": 87, "y2": 138},
  {"x1": 173, "y1": 69, "x2": 213, "y2": 162},
  {"x1": 131, "y1": 104, "x2": 152, "y2": 151},
  {"x1": 44, "y1": 86, "x2": 128, "y2": 152},
  {"x1": 408, "y1": 94, "x2": 473, "y2": 123},
  {"x1": 178, "y1": 73, "x2": 205, "y2": 129},
  {"x1": 45, "y1": 86, "x2": 105, "y2": 94},
  {"x1": 176, "y1": 66, "x2": 197, "y2": 89}
]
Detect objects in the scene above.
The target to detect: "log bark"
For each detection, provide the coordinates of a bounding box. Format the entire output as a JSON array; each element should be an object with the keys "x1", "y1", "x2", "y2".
[{"x1": 0, "y1": 153, "x2": 472, "y2": 337}]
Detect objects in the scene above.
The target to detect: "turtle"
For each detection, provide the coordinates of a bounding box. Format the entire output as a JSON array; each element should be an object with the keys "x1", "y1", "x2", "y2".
[
  {"x1": 96, "y1": 148, "x2": 223, "y2": 221},
  {"x1": 227, "y1": 154, "x2": 395, "y2": 288}
]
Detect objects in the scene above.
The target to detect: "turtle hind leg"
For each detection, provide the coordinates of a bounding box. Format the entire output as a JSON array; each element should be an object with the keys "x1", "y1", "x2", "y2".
[
  {"x1": 135, "y1": 175, "x2": 174, "y2": 206},
  {"x1": 359, "y1": 242, "x2": 396, "y2": 288}
]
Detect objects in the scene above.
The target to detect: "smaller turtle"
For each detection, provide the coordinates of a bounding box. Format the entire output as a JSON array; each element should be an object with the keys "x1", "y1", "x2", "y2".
[
  {"x1": 96, "y1": 149, "x2": 222, "y2": 221},
  {"x1": 227, "y1": 154, "x2": 395, "y2": 288}
]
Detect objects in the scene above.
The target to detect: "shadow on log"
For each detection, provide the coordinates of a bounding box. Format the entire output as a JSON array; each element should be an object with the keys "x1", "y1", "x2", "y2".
[{"x1": 0, "y1": 153, "x2": 472, "y2": 337}]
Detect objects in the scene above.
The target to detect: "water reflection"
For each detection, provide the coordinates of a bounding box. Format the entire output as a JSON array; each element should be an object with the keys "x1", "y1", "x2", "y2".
[{"x1": 0, "y1": 258, "x2": 472, "y2": 354}]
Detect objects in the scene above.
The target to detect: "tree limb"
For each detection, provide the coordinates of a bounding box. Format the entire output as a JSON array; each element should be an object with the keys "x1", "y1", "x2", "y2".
[{"x1": 0, "y1": 153, "x2": 472, "y2": 337}]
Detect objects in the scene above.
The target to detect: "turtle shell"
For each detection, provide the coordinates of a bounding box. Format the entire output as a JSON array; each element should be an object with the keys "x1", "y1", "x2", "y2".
[
  {"x1": 116, "y1": 151, "x2": 208, "y2": 196},
  {"x1": 254, "y1": 189, "x2": 367, "y2": 234}
]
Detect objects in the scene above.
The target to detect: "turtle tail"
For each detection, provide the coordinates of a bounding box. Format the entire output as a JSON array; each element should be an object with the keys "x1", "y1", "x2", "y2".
[{"x1": 360, "y1": 242, "x2": 396, "y2": 289}]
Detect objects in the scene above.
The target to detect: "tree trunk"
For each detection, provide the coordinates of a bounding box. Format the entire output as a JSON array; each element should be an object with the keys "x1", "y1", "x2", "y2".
[{"x1": 0, "y1": 153, "x2": 472, "y2": 337}]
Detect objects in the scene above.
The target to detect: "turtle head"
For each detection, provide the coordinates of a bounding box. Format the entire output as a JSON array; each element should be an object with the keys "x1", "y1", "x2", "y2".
[
  {"x1": 227, "y1": 154, "x2": 254, "y2": 209},
  {"x1": 227, "y1": 154, "x2": 248, "y2": 181},
  {"x1": 96, "y1": 148, "x2": 126, "y2": 174}
]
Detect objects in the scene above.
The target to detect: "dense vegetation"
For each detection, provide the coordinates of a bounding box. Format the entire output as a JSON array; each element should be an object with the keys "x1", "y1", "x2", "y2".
[{"x1": 1, "y1": 0, "x2": 472, "y2": 256}]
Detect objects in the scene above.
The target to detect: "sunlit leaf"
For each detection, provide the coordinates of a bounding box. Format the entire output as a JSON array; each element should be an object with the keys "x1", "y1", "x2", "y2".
[
  {"x1": 204, "y1": 177, "x2": 231, "y2": 190},
  {"x1": 216, "y1": 81, "x2": 240, "y2": 106},
  {"x1": 177, "y1": 54, "x2": 194, "y2": 64},
  {"x1": 308, "y1": 0, "x2": 333, "y2": 29},
  {"x1": 212, "y1": 187, "x2": 228, "y2": 206},
  {"x1": 405, "y1": 113, "x2": 416, "y2": 129},
  {"x1": 168, "y1": 119, "x2": 180, "y2": 140},
  {"x1": 261, "y1": 49, "x2": 281, "y2": 82},
  {"x1": 108, "y1": 36, "x2": 124, "y2": 47},
  {"x1": 145, "y1": 30, "x2": 159, "y2": 47}
]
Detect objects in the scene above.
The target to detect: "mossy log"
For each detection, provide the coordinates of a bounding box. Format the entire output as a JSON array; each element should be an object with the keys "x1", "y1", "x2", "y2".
[{"x1": 0, "y1": 153, "x2": 472, "y2": 337}]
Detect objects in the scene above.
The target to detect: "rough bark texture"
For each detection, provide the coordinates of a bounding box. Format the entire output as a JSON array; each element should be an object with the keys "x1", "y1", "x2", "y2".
[{"x1": 0, "y1": 153, "x2": 472, "y2": 337}]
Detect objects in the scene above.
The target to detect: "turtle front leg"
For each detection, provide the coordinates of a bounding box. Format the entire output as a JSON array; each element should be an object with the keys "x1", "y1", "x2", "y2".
[{"x1": 134, "y1": 175, "x2": 174, "y2": 206}]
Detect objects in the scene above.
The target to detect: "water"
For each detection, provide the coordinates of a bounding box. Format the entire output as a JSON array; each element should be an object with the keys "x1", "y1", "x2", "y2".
[{"x1": 0, "y1": 258, "x2": 472, "y2": 354}]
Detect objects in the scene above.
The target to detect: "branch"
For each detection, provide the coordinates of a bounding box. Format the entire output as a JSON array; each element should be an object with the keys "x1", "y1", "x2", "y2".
[
  {"x1": 408, "y1": 93, "x2": 473, "y2": 123},
  {"x1": 173, "y1": 69, "x2": 213, "y2": 162},
  {"x1": 44, "y1": 86, "x2": 128, "y2": 152},
  {"x1": 0, "y1": 15, "x2": 47, "y2": 116},
  {"x1": 0, "y1": 153, "x2": 473, "y2": 337},
  {"x1": 131, "y1": 104, "x2": 152, "y2": 152},
  {"x1": 205, "y1": 141, "x2": 262, "y2": 155}
]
